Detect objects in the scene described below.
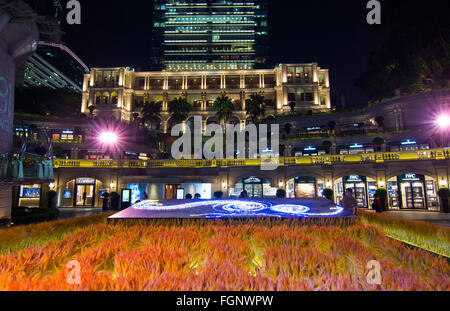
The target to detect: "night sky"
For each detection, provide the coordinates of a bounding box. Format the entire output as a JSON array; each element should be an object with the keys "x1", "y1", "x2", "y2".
[{"x1": 62, "y1": 0, "x2": 390, "y2": 108}]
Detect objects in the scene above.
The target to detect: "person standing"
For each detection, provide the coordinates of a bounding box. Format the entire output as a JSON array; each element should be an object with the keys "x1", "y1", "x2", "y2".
[
  {"x1": 342, "y1": 188, "x2": 358, "y2": 215},
  {"x1": 372, "y1": 194, "x2": 383, "y2": 213}
]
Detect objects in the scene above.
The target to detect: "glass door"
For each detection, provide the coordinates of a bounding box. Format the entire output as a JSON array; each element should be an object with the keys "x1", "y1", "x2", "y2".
[
  {"x1": 75, "y1": 184, "x2": 95, "y2": 207},
  {"x1": 401, "y1": 182, "x2": 426, "y2": 209}
]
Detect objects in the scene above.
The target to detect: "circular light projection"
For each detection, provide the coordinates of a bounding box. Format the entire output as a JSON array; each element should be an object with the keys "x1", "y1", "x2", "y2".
[
  {"x1": 269, "y1": 204, "x2": 311, "y2": 215},
  {"x1": 131, "y1": 200, "x2": 346, "y2": 218}
]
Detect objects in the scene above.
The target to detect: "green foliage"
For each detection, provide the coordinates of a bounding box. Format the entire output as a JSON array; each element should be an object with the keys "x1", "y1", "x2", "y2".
[
  {"x1": 322, "y1": 141, "x2": 333, "y2": 153},
  {"x1": 213, "y1": 95, "x2": 234, "y2": 122},
  {"x1": 437, "y1": 188, "x2": 450, "y2": 198},
  {"x1": 110, "y1": 192, "x2": 121, "y2": 210},
  {"x1": 276, "y1": 189, "x2": 286, "y2": 198},
  {"x1": 359, "y1": 210, "x2": 450, "y2": 257},
  {"x1": 373, "y1": 137, "x2": 385, "y2": 146},
  {"x1": 356, "y1": 2, "x2": 450, "y2": 100},
  {"x1": 213, "y1": 191, "x2": 224, "y2": 199},
  {"x1": 168, "y1": 97, "x2": 192, "y2": 124},
  {"x1": 141, "y1": 101, "x2": 162, "y2": 128},
  {"x1": 245, "y1": 93, "x2": 265, "y2": 123},
  {"x1": 322, "y1": 189, "x2": 334, "y2": 201},
  {"x1": 15, "y1": 87, "x2": 82, "y2": 117},
  {"x1": 375, "y1": 188, "x2": 388, "y2": 199},
  {"x1": 11, "y1": 208, "x2": 60, "y2": 226}
]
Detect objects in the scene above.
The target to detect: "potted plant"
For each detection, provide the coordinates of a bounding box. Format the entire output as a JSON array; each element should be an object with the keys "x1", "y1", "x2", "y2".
[
  {"x1": 375, "y1": 188, "x2": 388, "y2": 211},
  {"x1": 214, "y1": 191, "x2": 223, "y2": 199},
  {"x1": 437, "y1": 188, "x2": 450, "y2": 213},
  {"x1": 276, "y1": 189, "x2": 286, "y2": 198},
  {"x1": 101, "y1": 192, "x2": 110, "y2": 211},
  {"x1": 110, "y1": 192, "x2": 121, "y2": 210},
  {"x1": 323, "y1": 189, "x2": 334, "y2": 201},
  {"x1": 47, "y1": 190, "x2": 57, "y2": 209}
]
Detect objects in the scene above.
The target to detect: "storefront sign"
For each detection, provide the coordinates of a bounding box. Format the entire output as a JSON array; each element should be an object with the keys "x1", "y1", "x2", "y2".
[
  {"x1": 294, "y1": 177, "x2": 316, "y2": 184},
  {"x1": 399, "y1": 174, "x2": 423, "y2": 182},
  {"x1": 345, "y1": 175, "x2": 366, "y2": 183},
  {"x1": 76, "y1": 178, "x2": 96, "y2": 184}
]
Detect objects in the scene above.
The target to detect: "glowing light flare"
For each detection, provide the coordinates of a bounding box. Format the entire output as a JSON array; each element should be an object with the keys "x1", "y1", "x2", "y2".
[
  {"x1": 436, "y1": 114, "x2": 450, "y2": 129},
  {"x1": 99, "y1": 131, "x2": 119, "y2": 145}
]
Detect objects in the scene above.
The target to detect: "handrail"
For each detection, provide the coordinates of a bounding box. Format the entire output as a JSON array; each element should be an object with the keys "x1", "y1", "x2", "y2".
[{"x1": 53, "y1": 148, "x2": 450, "y2": 169}]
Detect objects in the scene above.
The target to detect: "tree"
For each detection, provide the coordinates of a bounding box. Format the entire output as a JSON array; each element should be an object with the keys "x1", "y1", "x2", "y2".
[
  {"x1": 213, "y1": 95, "x2": 234, "y2": 123},
  {"x1": 245, "y1": 93, "x2": 265, "y2": 124},
  {"x1": 357, "y1": 0, "x2": 450, "y2": 100},
  {"x1": 14, "y1": 87, "x2": 81, "y2": 117},
  {"x1": 322, "y1": 141, "x2": 333, "y2": 154},
  {"x1": 375, "y1": 116, "x2": 385, "y2": 128},
  {"x1": 88, "y1": 105, "x2": 96, "y2": 117},
  {"x1": 168, "y1": 97, "x2": 192, "y2": 124},
  {"x1": 284, "y1": 123, "x2": 292, "y2": 135},
  {"x1": 289, "y1": 102, "x2": 296, "y2": 113},
  {"x1": 141, "y1": 101, "x2": 162, "y2": 129}
]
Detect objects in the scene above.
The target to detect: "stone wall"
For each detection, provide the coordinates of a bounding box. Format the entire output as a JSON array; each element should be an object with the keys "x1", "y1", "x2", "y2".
[{"x1": 0, "y1": 7, "x2": 39, "y2": 219}]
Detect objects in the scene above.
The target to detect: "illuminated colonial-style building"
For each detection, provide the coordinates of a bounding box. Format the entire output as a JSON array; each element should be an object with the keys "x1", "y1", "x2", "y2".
[{"x1": 81, "y1": 64, "x2": 331, "y2": 132}]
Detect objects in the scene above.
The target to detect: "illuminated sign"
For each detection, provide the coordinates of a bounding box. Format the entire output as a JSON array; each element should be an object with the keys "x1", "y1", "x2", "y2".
[
  {"x1": 345, "y1": 175, "x2": 365, "y2": 183},
  {"x1": 399, "y1": 174, "x2": 423, "y2": 182},
  {"x1": 62, "y1": 130, "x2": 74, "y2": 134},
  {"x1": 122, "y1": 189, "x2": 131, "y2": 203},
  {"x1": 304, "y1": 146, "x2": 317, "y2": 151},
  {"x1": 307, "y1": 127, "x2": 321, "y2": 131},
  {"x1": 350, "y1": 143, "x2": 364, "y2": 149},
  {"x1": 176, "y1": 188, "x2": 185, "y2": 200},
  {"x1": 63, "y1": 190, "x2": 72, "y2": 199},
  {"x1": 76, "y1": 178, "x2": 96, "y2": 184},
  {"x1": 401, "y1": 139, "x2": 417, "y2": 145}
]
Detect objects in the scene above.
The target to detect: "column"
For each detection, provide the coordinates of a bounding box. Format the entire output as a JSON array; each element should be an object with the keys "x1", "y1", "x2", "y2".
[{"x1": 240, "y1": 91, "x2": 246, "y2": 111}]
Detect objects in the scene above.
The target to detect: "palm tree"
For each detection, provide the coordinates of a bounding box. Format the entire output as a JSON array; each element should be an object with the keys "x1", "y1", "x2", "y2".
[
  {"x1": 88, "y1": 105, "x2": 96, "y2": 118},
  {"x1": 141, "y1": 101, "x2": 162, "y2": 129},
  {"x1": 213, "y1": 95, "x2": 234, "y2": 123},
  {"x1": 375, "y1": 116, "x2": 385, "y2": 129},
  {"x1": 246, "y1": 93, "x2": 265, "y2": 124},
  {"x1": 168, "y1": 97, "x2": 192, "y2": 124}
]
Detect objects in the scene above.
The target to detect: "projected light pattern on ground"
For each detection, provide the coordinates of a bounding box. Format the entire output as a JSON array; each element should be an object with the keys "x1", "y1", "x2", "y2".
[{"x1": 129, "y1": 199, "x2": 346, "y2": 218}]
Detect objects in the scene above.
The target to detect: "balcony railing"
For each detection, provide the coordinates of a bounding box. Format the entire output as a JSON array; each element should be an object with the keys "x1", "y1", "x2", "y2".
[
  {"x1": 53, "y1": 148, "x2": 450, "y2": 169},
  {"x1": 0, "y1": 153, "x2": 54, "y2": 182}
]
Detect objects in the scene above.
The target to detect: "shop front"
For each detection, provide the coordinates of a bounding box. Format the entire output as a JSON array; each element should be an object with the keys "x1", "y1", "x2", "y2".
[
  {"x1": 229, "y1": 177, "x2": 277, "y2": 198},
  {"x1": 18, "y1": 184, "x2": 42, "y2": 208},
  {"x1": 59, "y1": 178, "x2": 104, "y2": 208},
  {"x1": 388, "y1": 174, "x2": 439, "y2": 211},
  {"x1": 335, "y1": 175, "x2": 377, "y2": 209},
  {"x1": 286, "y1": 177, "x2": 324, "y2": 198}
]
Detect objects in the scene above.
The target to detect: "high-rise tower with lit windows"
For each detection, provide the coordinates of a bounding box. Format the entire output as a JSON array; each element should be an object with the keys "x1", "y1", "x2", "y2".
[{"x1": 150, "y1": 0, "x2": 269, "y2": 71}]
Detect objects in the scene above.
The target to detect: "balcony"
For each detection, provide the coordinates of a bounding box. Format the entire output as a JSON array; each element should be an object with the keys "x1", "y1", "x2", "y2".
[
  {"x1": 0, "y1": 153, "x2": 54, "y2": 184},
  {"x1": 52, "y1": 148, "x2": 450, "y2": 170}
]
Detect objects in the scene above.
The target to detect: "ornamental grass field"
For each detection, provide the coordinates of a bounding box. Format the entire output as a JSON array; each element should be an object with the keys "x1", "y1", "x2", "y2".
[{"x1": 0, "y1": 215, "x2": 448, "y2": 291}]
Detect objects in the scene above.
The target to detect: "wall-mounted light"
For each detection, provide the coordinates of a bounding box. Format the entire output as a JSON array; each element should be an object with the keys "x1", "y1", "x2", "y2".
[
  {"x1": 110, "y1": 182, "x2": 116, "y2": 189},
  {"x1": 222, "y1": 181, "x2": 227, "y2": 189},
  {"x1": 378, "y1": 180, "x2": 386, "y2": 188},
  {"x1": 439, "y1": 179, "x2": 448, "y2": 187},
  {"x1": 48, "y1": 183, "x2": 56, "y2": 189},
  {"x1": 279, "y1": 181, "x2": 284, "y2": 188},
  {"x1": 326, "y1": 181, "x2": 332, "y2": 188}
]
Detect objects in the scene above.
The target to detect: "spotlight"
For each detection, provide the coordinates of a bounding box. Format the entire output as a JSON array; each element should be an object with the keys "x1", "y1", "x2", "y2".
[
  {"x1": 99, "y1": 131, "x2": 118, "y2": 145},
  {"x1": 436, "y1": 114, "x2": 450, "y2": 129}
]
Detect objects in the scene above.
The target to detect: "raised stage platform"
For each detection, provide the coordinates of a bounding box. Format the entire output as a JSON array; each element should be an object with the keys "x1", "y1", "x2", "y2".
[{"x1": 108, "y1": 198, "x2": 355, "y2": 220}]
